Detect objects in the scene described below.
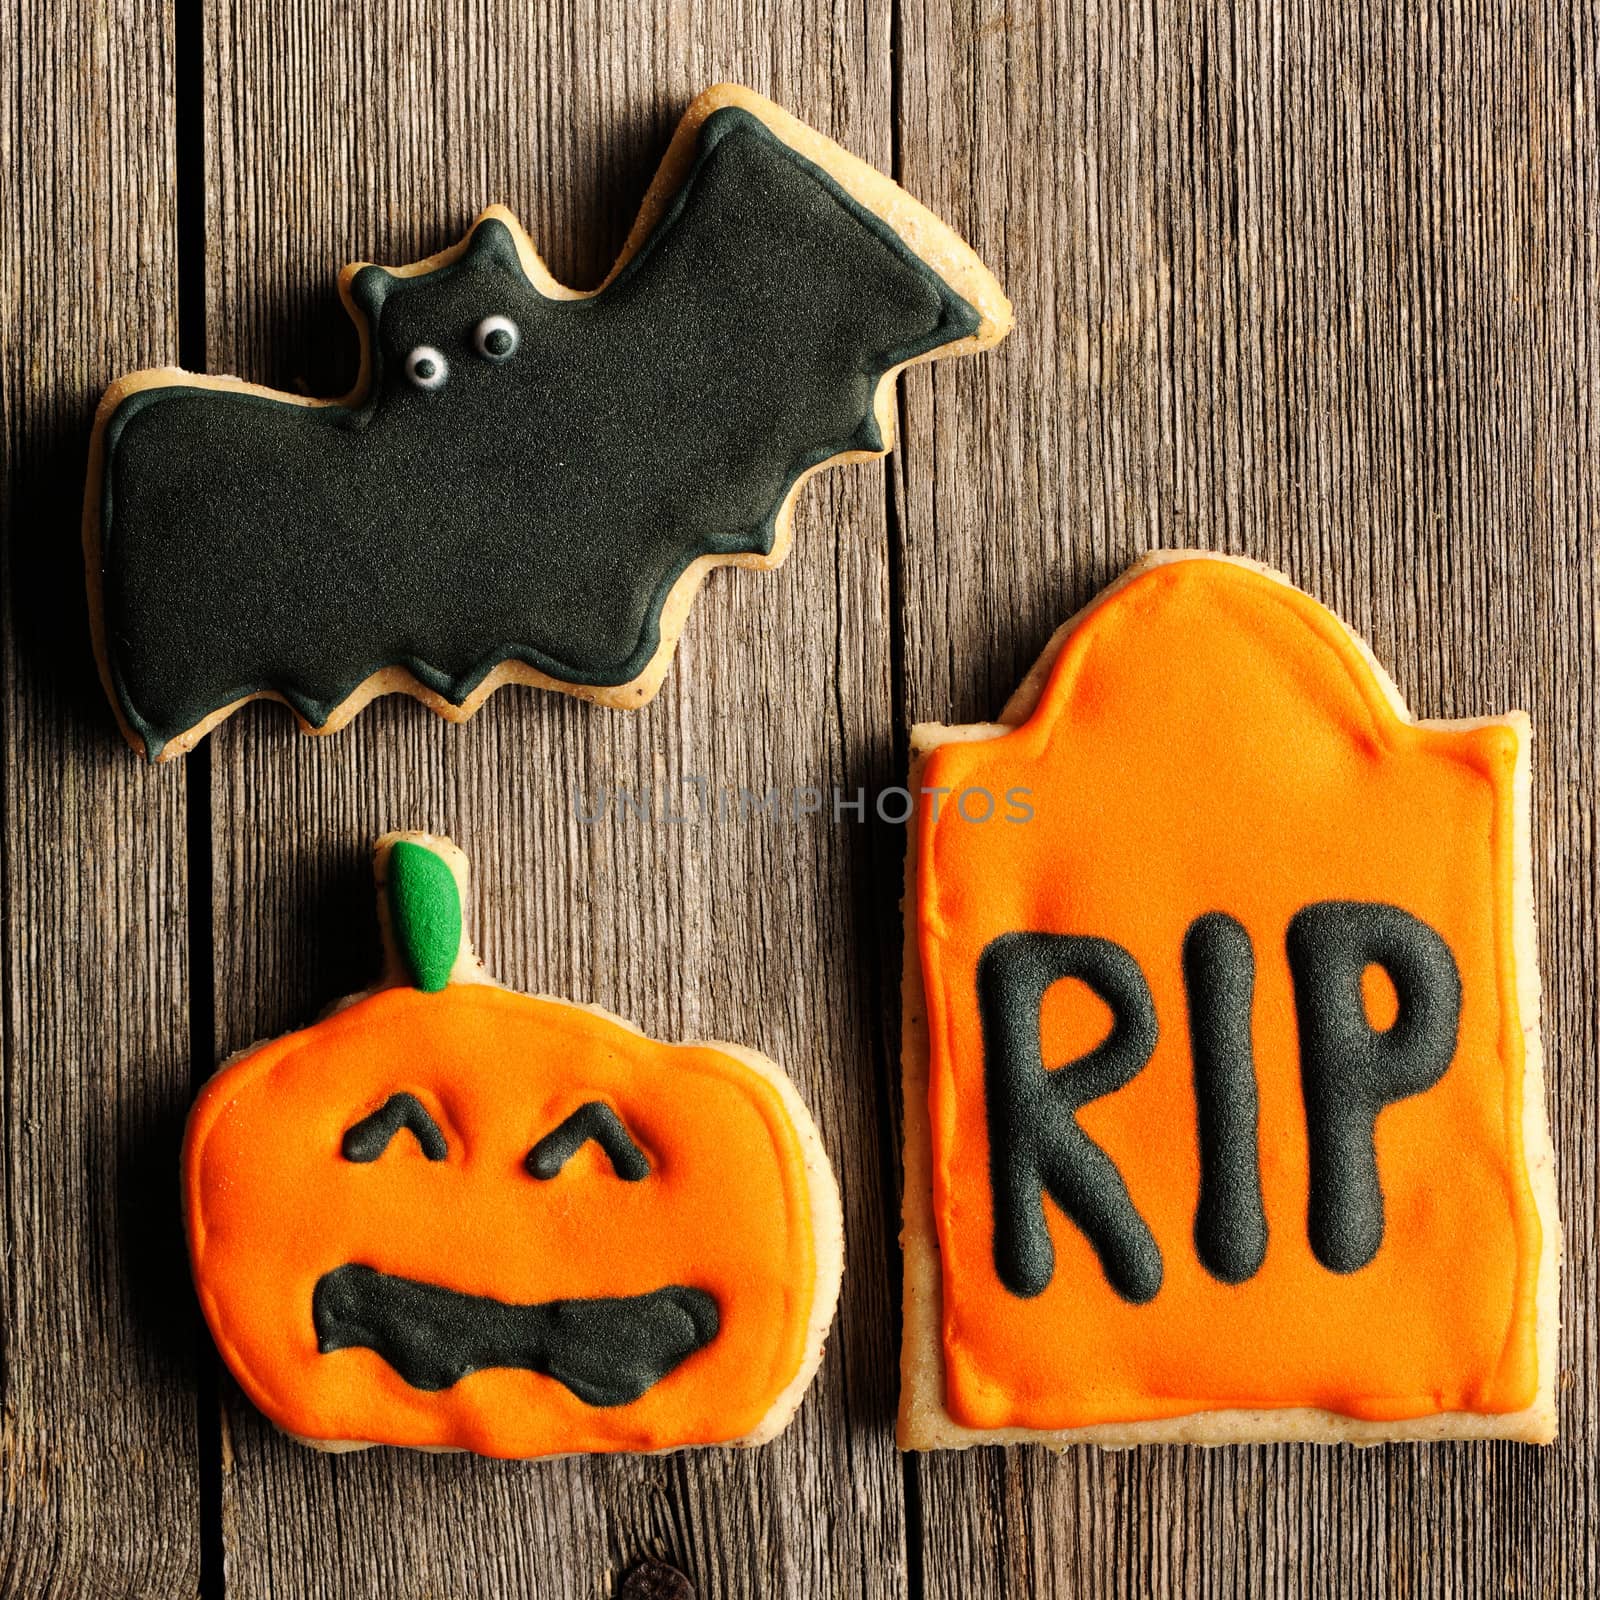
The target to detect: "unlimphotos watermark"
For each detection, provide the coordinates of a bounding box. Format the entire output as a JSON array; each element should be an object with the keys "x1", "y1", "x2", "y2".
[{"x1": 570, "y1": 776, "x2": 1033, "y2": 827}]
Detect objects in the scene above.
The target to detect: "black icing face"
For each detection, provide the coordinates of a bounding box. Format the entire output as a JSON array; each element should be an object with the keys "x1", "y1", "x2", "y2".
[
  {"x1": 391, "y1": 313, "x2": 521, "y2": 395},
  {"x1": 354, "y1": 235, "x2": 533, "y2": 405},
  {"x1": 313, "y1": 1096, "x2": 720, "y2": 1406},
  {"x1": 99, "y1": 105, "x2": 984, "y2": 757}
]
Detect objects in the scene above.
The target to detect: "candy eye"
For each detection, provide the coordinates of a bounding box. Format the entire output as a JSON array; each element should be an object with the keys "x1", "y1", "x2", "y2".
[
  {"x1": 405, "y1": 345, "x2": 448, "y2": 391},
  {"x1": 473, "y1": 315, "x2": 519, "y2": 362}
]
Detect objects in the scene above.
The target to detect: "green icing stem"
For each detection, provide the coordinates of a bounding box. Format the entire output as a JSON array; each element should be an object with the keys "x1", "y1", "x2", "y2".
[{"x1": 386, "y1": 841, "x2": 462, "y2": 992}]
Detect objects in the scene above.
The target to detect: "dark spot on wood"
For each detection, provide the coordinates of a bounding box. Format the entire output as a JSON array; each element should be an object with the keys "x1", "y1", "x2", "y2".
[{"x1": 617, "y1": 1556, "x2": 696, "y2": 1600}]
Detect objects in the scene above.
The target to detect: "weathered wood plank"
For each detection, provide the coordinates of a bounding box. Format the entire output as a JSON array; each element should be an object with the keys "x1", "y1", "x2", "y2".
[
  {"x1": 200, "y1": 3, "x2": 909, "y2": 1595},
  {"x1": 894, "y1": 1, "x2": 1597, "y2": 1596},
  {"x1": 0, "y1": 1, "x2": 202, "y2": 1595}
]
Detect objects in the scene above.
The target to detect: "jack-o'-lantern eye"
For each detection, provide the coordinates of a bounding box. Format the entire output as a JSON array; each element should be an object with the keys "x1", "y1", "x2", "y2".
[
  {"x1": 341, "y1": 1093, "x2": 448, "y2": 1163},
  {"x1": 526, "y1": 1102, "x2": 650, "y2": 1182}
]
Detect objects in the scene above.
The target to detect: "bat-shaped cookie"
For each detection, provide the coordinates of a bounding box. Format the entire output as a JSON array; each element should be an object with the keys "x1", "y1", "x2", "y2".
[{"x1": 84, "y1": 84, "x2": 1011, "y2": 759}]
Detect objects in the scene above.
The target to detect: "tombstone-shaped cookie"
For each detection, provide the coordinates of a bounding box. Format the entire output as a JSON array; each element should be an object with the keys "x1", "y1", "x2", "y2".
[{"x1": 899, "y1": 553, "x2": 1557, "y2": 1446}]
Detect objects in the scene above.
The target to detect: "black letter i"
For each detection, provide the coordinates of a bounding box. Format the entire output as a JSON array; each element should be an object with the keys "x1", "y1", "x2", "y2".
[{"x1": 1183, "y1": 913, "x2": 1269, "y2": 1284}]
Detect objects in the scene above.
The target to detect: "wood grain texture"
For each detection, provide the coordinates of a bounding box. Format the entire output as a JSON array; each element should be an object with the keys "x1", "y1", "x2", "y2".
[
  {"x1": 894, "y1": 1, "x2": 1598, "y2": 1596},
  {"x1": 4, "y1": 0, "x2": 1595, "y2": 1595},
  {"x1": 199, "y1": 2, "x2": 909, "y2": 1596},
  {"x1": 0, "y1": 1, "x2": 202, "y2": 1595}
]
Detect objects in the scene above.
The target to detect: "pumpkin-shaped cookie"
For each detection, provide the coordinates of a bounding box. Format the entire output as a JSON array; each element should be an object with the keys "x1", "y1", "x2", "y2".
[{"x1": 183, "y1": 833, "x2": 841, "y2": 1458}]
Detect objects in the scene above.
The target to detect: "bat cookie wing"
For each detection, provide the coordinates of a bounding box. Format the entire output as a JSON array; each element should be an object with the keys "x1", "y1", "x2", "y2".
[{"x1": 84, "y1": 84, "x2": 1012, "y2": 760}]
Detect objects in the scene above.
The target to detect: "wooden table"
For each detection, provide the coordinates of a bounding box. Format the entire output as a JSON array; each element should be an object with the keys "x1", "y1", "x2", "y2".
[{"x1": 3, "y1": 2, "x2": 1595, "y2": 1595}]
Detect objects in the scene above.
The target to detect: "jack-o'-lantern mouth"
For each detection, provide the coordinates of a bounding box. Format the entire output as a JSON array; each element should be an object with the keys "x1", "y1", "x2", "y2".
[{"x1": 312, "y1": 1263, "x2": 720, "y2": 1406}]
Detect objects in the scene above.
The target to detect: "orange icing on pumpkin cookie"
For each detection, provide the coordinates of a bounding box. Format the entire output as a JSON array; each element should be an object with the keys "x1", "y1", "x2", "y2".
[
  {"x1": 184, "y1": 834, "x2": 837, "y2": 1459},
  {"x1": 916, "y1": 556, "x2": 1543, "y2": 1430}
]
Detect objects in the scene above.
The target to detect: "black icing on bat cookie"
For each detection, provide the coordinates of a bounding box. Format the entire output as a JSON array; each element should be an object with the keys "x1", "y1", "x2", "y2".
[{"x1": 91, "y1": 99, "x2": 1002, "y2": 758}]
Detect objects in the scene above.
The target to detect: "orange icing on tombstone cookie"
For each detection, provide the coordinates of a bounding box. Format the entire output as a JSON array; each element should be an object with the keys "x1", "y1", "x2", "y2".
[
  {"x1": 916, "y1": 557, "x2": 1541, "y2": 1429},
  {"x1": 184, "y1": 836, "x2": 828, "y2": 1458}
]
